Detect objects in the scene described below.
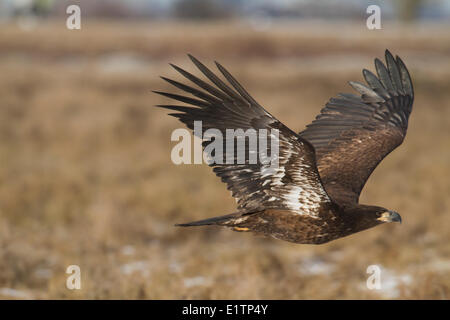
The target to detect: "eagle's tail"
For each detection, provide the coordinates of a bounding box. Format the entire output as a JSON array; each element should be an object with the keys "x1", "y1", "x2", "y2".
[{"x1": 175, "y1": 212, "x2": 242, "y2": 227}]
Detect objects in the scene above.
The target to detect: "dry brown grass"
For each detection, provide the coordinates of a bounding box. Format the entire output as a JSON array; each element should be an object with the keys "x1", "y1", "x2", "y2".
[{"x1": 0, "y1": 20, "x2": 449, "y2": 299}]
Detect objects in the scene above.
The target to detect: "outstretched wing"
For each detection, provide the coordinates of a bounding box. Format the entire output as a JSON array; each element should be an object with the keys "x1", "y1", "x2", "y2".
[
  {"x1": 156, "y1": 55, "x2": 332, "y2": 216},
  {"x1": 299, "y1": 50, "x2": 414, "y2": 205}
]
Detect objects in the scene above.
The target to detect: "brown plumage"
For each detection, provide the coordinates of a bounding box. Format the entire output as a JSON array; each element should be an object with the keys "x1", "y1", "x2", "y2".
[{"x1": 155, "y1": 50, "x2": 413, "y2": 244}]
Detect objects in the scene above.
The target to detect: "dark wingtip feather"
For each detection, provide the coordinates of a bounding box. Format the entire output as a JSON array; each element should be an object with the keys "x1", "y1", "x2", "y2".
[
  {"x1": 187, "y1": 53, "x2": 246, "y2": 103},
  {"x1": 362, "y1": 68, "x2": 389, "y2": 99},
  {"x1": 385, "y1": 49, "x2": 393, "y2": 59},
  {"x1": 159, "y1": 75, "x2": 172, "y2": 83},
  {"x1": 214, "y1": 60, "x2": 263, "y2": 109},
  {"x1": 153, "y1": 90, "x2": 211, "y2": 107},
  {"x1": 169, "y1": 62, "x2": 188, "y2": 76},
  {"x1": 374, "y1": 57, "x2": 395, "y2": 92},
  {"x1": 153, "y1": 90, "x2": 173, "y2": 98},
  {"x1": 348, "y1": 80, "x2": 383, "y2": 102},
  {"x1": 188, "y1": 53, "x2": 201, "y2": 65},
  {"x1": 395, "y1": 55, "x2": 414, "y2": 98},
  {"x1": 155, "y1": 104, "x2": 199, "y2": 112},
  {"x1": 384, "y1": 49, "x2": 404, "y2": 93}
]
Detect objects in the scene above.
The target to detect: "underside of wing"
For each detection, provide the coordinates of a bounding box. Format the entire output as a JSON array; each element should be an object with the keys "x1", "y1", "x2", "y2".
[
  {"x1": 156, "y1": 55, "x2": 332, "y2": 217},
  {"x1": 299, "y1": 50, "x2": 414, "y2": 205}
]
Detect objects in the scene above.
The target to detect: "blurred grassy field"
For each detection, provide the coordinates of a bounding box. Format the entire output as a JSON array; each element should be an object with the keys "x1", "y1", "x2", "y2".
[{"x1": 0, "y1": 20, "x2": 449, "y2": 299}]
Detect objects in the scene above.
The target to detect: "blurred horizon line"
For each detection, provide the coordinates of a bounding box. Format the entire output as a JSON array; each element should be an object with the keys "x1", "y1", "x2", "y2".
[{"x1": 1, "y1": 0, "x2": 450, "y2": 23}]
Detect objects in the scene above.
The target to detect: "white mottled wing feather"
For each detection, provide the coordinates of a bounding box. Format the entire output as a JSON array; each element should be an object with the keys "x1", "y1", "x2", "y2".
[{"x1": 155, "y1": 55, "x2": 332, "y2": 217}]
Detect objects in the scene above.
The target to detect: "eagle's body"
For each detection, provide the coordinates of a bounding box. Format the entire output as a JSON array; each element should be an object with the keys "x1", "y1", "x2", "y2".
[
  {"x1": 156, "y1": 50, "x2": 413, "y2": 244},
  {"x1": 177, "y1": 205, "x2": 392, "y2": 245}
]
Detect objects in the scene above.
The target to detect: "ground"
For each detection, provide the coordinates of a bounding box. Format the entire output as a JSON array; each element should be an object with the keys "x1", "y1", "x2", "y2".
[{"x1": 0, "y1": 20, "x2": 449, "y2": 299}]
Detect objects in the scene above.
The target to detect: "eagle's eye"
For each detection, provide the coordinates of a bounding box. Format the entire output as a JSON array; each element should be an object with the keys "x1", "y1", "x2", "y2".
[{"x1": 377, "y1": 210, "x2": 402, "y2": 223}]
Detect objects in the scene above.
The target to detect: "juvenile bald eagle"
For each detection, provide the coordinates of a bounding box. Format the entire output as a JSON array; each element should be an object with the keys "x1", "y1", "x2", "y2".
[{"x1": 155, "y1": 50, "x2": 413, "y2": 244}]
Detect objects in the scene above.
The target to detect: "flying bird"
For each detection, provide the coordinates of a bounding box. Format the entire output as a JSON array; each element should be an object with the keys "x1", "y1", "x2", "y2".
[{"x1": 155, "y1": 50, "x2": 414, "y2": 244}]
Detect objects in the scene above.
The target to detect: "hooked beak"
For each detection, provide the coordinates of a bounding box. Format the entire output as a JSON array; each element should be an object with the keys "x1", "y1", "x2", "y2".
[{"x1": 377, "y1": 211, "x2": 402, "y2": 224}]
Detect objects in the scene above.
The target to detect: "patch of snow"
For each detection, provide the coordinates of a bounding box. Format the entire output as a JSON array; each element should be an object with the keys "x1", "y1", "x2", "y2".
[
  {"x1": 120, "y1": 260, "x2": 151, "y2": 277},
  {"x1": 0, "y1": 288, "x2": 33, "y2": 299},
  {"x1": 361, "y1": 265, "x2": 413, "y2": 299},
  {"x1": 169, "y1": 261, "x2": 182, "y2": 274},
  {"x1": 298, "y1": 256, "x2": 335, "y2": 276},
  {"x1": 183, "y1": 276, "x2": 211, "y2": 288},
  {"x1": 97, "y1": 53, "x2": 151, "y2": 74},
  {"x1": 121, "y1": 245, "x2": 136, "y2": 256}
]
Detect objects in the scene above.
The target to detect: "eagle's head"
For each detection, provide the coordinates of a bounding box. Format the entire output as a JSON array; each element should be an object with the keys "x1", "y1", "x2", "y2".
[{"x1": 376, "y1": 210, "x2": 402, "y2": 224}]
